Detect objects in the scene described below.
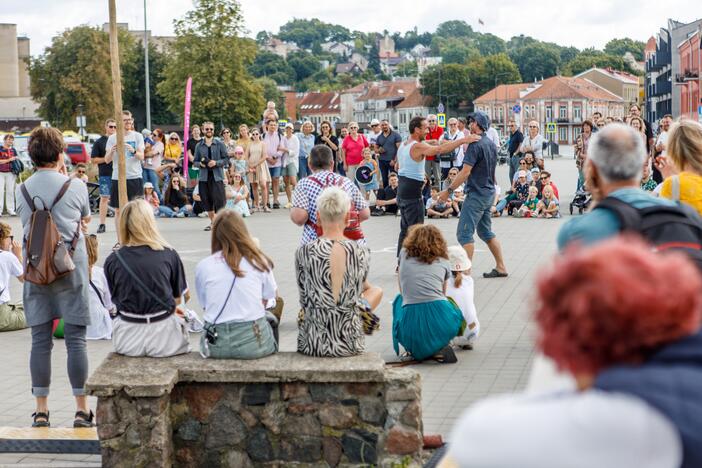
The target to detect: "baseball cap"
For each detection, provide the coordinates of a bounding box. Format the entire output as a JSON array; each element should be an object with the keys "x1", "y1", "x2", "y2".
[
  {"x1": 448, "y1": 245, "x2": 472, "y2": 272},
  {"x1": 517, "y1": 170, "x2": 527, "y2": 178},
  {"x1": 531, "y1": 168, "x2": 540, "y2": 174},
  {"x1": 144, "y1": 182, "x2": 154, "y2": 189},
  {"x1": 467, "y1": 111, "x2": 490, "y2": 131},
  {"x1": 234, "y1": 145, "x2": 244, "y2": 154},
  {"x1": 370, "y1": 119, "x2": 380, "y2": 126}
]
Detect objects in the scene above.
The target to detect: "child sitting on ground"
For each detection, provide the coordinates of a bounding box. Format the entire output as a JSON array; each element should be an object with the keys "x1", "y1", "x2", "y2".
[
  {"x1": 516, "y1": 186, "x2": 539, "y2": 217},
  {"x1": 495, "y1": 171, "x2": 529, "y2": 216},
  {"x1": 86, "y1": 234, "x2": 114, "y2": 340},
  {"x1": 446, "y1": 246, "x2": 479, "y2": 350},
  {"x1": 427, "y1": 187, "x2": 453, "y2": 218},
  {"x1": 536, "y1": 185, "x2": 560, "y2": 218}
]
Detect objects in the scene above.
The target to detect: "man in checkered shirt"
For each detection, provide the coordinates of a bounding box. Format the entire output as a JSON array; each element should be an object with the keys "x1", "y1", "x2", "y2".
[{"x1": 291, "y1": 145, "x2": 369, "y2": 244}]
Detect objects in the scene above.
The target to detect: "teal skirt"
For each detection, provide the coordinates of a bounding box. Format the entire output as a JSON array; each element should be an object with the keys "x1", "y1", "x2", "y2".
[{"x1": 392, "y1": 295, "x2": 463, "y2": 361}]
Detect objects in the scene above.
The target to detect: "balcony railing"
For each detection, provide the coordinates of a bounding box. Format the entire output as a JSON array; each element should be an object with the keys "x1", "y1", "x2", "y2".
[{"x1": 675, "y1": 70, "x2": 700, "y2": 83}]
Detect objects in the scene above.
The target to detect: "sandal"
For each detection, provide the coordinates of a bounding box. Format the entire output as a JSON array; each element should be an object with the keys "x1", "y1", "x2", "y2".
[
  {"x1": 433, "y1": 346, "x2": 458, "y2": 364},
  {"x1": 483, "y1": 268, "x2": 508, "y2": 278},
  {"x1": 73, "y1": 410, "x2": 95, "y2": 428},
  {"x1": 32, "y1": 411, "x2": 50, "y2": 428},
  {"x1": 204, "y1": 225, "x2": 212, "y2": 231}
]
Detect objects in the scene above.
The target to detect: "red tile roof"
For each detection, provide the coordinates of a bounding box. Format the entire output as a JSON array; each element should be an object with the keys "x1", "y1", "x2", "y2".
[
  {"x1": 473, "y1": 83, "x2": 532, "y2": 104},
  {"x1": 522, "y1": 76, "x2": 622, "y2": 102},
  {"x1": 645, "y1": 36, "x2": 657, "y2": 53},
  {"x1": 396, "y1": 88, "x2": 432, "y2": 109},
  {"x1": 355, "y1": 80, "x2": 419, "y2": 102},
  {"x1": 298, "y1": 92, "x2": 341, "y2": 115},
  {"x1": 341, "y1": 83, "x2": 369, "y2": 94}
]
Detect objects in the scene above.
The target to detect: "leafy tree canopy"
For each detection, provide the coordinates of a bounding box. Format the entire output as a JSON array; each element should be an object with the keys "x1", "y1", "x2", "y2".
[
  {"x1": 278, "y1": 18, "x2": 352, "y2": 49},
  {"x1": 509, "y1": 42, "x2": 561, "y2": 82},
  {"x1": 604, "y1": 38, "x2": 646, "y2": 61}
]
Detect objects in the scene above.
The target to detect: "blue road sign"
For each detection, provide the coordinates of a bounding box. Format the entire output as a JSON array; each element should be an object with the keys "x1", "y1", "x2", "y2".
[
  {"x1": 437, "y1": 102, "x2": 445, "y2": 114},
  {"x1": 512, "y1": 105, "x2": 521, "y2": 114}
]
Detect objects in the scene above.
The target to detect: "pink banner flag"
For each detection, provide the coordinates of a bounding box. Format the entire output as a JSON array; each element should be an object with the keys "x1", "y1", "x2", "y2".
[{"x1": 182, "y1": 77, "x2": 192, "y2": 184}]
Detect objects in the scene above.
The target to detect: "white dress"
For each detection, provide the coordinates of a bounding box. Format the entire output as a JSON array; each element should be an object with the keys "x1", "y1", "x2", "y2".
[
  {"x1": 86, "y1": 265, "x2": 114, "y2": 340},
  {"x1": 446, "y1": 276, "x2": 480, "y2": 345}
]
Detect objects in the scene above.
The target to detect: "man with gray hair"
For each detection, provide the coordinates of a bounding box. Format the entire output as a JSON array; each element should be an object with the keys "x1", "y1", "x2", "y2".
[{"x1": 557, "y1": 124, "x2": 677, "y2": 250}]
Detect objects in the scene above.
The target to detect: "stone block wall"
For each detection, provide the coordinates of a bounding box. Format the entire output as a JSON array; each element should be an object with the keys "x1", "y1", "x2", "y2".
[{"x1": 87, "y1": 353, "x2": 423, "y2": 467}]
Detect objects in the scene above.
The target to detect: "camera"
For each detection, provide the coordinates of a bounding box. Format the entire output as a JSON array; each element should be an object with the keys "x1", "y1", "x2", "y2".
[{"x1": 205, "y1": 325, "x2": 218, "y2": 345}]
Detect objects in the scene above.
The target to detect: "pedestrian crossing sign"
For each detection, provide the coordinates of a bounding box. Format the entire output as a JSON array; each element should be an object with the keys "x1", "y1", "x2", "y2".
[
  {"x1": 437, "y1": 113, "x2": 446, "y2": 128},
  {"x1": 278, "y1": 119, "x2": 288, "y2": 130},
  {"x1": 546, "y1": 122, "x2": 557, "y2": 134}
]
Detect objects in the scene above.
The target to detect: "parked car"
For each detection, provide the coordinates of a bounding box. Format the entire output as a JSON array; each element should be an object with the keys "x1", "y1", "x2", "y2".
[{"x1": 65, "y1": 142, "x2": 89, "y2": 165}]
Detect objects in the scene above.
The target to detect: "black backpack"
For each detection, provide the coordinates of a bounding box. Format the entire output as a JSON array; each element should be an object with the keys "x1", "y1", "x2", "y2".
[
  {"x1": 595, "y1": 196, "x2": 702, "y2": 272},
  {"x1": 439, "y1": 132, "x2": 458, "y2": 162}
]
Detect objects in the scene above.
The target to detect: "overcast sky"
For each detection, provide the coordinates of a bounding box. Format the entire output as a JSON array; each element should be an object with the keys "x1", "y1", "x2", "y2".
[{"x1": 5, "y1": 0, "x2": 701, "y2": 57}]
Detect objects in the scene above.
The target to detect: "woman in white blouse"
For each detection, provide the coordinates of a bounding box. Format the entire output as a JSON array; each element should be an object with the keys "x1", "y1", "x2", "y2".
[
  {"x1": 195, "y1": 209, "x2": 278, "y2": 359},
  {"x1": 282, "y1": 123, "x2": 300, "y2": 209}
]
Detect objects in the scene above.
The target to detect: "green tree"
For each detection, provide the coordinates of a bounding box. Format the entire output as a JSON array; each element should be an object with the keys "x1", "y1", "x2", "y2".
[
  {"x1": 509, "y1": 43, "x2": 561, "y2": 82},
  {"x1": 287, "y1": 50, "x2": 321, "y2": 81},
  {"x1": 506, "y1": 34, "x2": 538, "y2": 52},
  {"x1": 158, "y1": 0, "x2": 263, "y2": 128},
  {"x1": 395, "y1": 60, "x2": 418, "y2": 77},
  {"x1": 420, "y1": 64, "x2": 473, "y2": 112},
  {"x1": 368, "y1": 42, "x2": 381, "y2": 74},
  {"x1": 435, "y1": 20, "x2": 474, "y2": 39},
  {"x1": 277, "y1": 18, "x2": 351, "y2": 49},
  {"x1": 475, "y1": 33, "x2": 506, "y2": 56},
  {"x1": 28, "y1": 26, "x2": 135, "y2": 132},
  {"x1": 559, "y1": 46, "x2": 580, "y2": 64},
  {"x1": 467, "y1": 53, "x2": 522, "y2": 98},
  {"x1": 122, "y1": 41, "x2": 178, "y2": 129},
  {"x1": 604, "y1": 38, "x2": 646, "y2": 61},
  {"x1": 249, "y1": 50, "x2": 295, "y2": 85},
  {"x1": 255, "y1": 30, "x2": 271, "y2": 45},
  {"x1": 563, "y1": 50, "x2": 628, "y2": 75}
]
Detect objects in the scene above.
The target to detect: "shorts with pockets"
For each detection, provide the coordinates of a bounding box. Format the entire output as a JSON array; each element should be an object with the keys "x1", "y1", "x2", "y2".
[
  {"x1": 98, "y1": 176, "x2": 111, "y2": 197},
  {"x1": 268, "y1": 166, "x2": 282, "y2": 178},
  {"x1": 281, "y1": 163, "x2": 297, "y2": 178},
  {"x1": 109, "y1": 178, "x2": 144, "y2": 208}
]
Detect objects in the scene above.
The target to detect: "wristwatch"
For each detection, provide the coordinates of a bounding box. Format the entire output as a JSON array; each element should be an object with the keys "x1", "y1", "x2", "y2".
[{"x1": 447, "y1": 187, "x2": 454, "y2": 196}]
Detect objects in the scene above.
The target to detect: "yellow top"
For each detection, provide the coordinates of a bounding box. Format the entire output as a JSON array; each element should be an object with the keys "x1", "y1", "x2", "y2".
[
  {"x1": 660, "y1": 171, "x2": 702, "y2": 216},
  {"x1": 164, "y1": 142, "x2": 182, "y2": 160}
]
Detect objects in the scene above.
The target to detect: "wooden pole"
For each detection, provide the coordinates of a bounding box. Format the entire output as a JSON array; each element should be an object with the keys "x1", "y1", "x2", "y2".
[{"x1": 108, "y1": 0, "x2": 127, "y2": 209}]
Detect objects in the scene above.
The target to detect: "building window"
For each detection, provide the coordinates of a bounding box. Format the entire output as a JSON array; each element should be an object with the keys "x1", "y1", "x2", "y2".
[
  {"x1": 573, "y1": 107, "x2": 582, "y2": 121},
  {"x1": 530, "y1": 105, "x2": 535, "y2": 117},
  {"x1": 558, "y1": 126, "x2": 567, "y2": 142},
  {"x1": 559, "y1": 105, "x2": 567, "y2": 119},
  {"x1": 545, "y1": 106, "x2": 552, "y2": 120},
  {"x1": 573, "y1": 127, "x2": 582, "y2": 139},
  {"x1": 525, "y1": 107, "x2": 530, "y2": 119},
  {"x1": 498, "y1": 107, "x2": 504, "y2": 123}
]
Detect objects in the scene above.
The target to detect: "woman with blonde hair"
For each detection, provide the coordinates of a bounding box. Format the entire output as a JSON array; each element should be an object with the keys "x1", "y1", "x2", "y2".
[
  {"x1": 393, "y1": 224, "x2": 464, "y2": 363},
  {"x1": 195, "y1": 209, "x2": 278, "y2": 359},
  {"x1": 236, "y1": 124, "x2": 251, "y2": 154},
  {"x1": 296, "y1": 186, "x2": 382, "y2": 357},
  {"x1": 85, "y1": 234, "x2": 113, "y2": 340},
  {"x1": 658, "y1": 119, "x2": 702, "y2": 215},
  {"x1": 628, "y1": 116, "x2": 647, "y2": 145},
  {"x1": 246, "y1": 127, "x2": 271, "y2": 212},
  {"x1": 104, "y1": 200, "x2": 190, "y2": 357}
]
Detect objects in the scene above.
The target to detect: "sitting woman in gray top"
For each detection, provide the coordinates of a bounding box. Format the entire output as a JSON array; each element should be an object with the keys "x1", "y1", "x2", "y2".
[
  {"x1": 16, "y1": 127, "x2": 93, "y2": 428},
  {"x1": 393, "y1": 224, "x2": 464, "y2": 363},
  {"x1": 296, "y1": 187, "x2": 382, "y2": 357}
]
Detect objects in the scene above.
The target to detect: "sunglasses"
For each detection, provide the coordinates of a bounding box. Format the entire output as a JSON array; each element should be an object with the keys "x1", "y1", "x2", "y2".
[
  {"x1": 170, "y1": 137, "x2": 177, "y2": 141},
  {"x1": 108, "y1": 125, "x2": 117, "y2": 129},
  {"x1": 428, "y1": 120, "x2": 436, "y2": 123},
  {"x1": 252, "y1": 133, "x2": 260, "y2": 136},
  {"x1": 540, "y1": 176, "x2": 549, "y2": 180},
  {"x1": 77, "y1": 170, "x2": 86, "y2": 174},
  {"x1": 528, "y1": 125, "x2": 538, "y2": 128},
  {"x1": 519, "y1": 162, "x2": 527, "y2": 165}
]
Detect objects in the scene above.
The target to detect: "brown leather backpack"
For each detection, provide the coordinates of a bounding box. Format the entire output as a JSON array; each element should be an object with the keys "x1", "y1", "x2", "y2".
[{"x1": 21, "y1": 179, "x2": 81, "y2": 285}]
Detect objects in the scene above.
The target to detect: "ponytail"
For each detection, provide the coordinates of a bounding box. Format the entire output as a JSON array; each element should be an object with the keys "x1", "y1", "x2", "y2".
[{"x1": 452, "y1": 270, "x2": 463, "y2": 288}]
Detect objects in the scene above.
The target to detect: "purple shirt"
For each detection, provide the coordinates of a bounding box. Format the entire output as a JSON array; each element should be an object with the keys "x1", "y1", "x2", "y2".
[{"x1": 264, "y1": 131, "x2": 286, "y2": 168}]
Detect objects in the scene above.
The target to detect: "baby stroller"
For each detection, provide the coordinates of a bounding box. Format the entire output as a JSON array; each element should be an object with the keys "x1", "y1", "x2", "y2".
[
  {"x1": 569, "y1": 188, "x2": 592, "y2": 215},
  {"x1": 87, "y1": 182, "x2": 115, "y2": 217}
]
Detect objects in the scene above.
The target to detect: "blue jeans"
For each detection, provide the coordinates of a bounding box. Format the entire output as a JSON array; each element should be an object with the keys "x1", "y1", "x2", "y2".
[
  {"x1": 298, "y1": 157, "x2": 310, "y2": 179},
  {"x1": 158, "y1": 205, "x2": 177, "y2": 217},
  {"x1": 457, "y1": 191, "x2": 496, "y2": 245},
  {"x1": 142, "y1": 168, "x2": 162, "y2": 201}
]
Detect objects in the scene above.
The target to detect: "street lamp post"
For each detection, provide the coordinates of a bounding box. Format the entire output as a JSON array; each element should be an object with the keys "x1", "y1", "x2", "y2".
[{"x1": 144, "y1": 0, "x2": 151, "y2": 130}]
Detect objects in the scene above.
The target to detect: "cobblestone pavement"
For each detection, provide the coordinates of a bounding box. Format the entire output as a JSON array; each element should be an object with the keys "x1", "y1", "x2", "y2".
[{"x1": 0, "y1": 156, "x2": 577, "y2": 465}]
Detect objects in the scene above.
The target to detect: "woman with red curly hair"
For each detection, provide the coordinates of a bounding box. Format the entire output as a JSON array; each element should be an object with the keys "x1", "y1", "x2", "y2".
[
  {"x1": 393, "y1": 225, "x2": 464, "y2": 363},
  {"x1": 444, "y1": 237, "x2": 702, "y2": 468}
]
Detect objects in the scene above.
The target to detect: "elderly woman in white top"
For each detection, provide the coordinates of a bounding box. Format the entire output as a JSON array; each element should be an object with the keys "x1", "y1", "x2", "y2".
[
  {"x1": 195, "y1": 209, "x2": 277, "y2": 359},
  {"x1": 282, "y1": 123, "x2": 300, "y2": 208}
]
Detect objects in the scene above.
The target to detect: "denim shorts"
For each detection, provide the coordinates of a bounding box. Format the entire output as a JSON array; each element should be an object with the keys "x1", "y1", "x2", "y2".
[
  {"x1": 457, "y1": 191, "x2": 496, "y2": 245},
  {"x1": 269, "y1": 166, "x2": 282, "y2": 178},
  {"x1": 200, "y1": 316, "x2": 277, "y2": 359},
  {"x1": 98, "y1": 176, "x2": 111, "y2": 197}
]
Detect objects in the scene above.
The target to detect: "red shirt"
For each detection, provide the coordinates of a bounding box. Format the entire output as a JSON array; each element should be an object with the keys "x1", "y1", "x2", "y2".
[
  {"x1": 342, "y1": 134, "x2": 369, "y2": 165},
  {"x1": 425, "y1": 127, "x2": 444, "y2": 161}
]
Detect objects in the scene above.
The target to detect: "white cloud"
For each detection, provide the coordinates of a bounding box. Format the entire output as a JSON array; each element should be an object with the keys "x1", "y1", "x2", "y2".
[{"x1": 3, "y1": 0, "x2": 701, "y2": 56}]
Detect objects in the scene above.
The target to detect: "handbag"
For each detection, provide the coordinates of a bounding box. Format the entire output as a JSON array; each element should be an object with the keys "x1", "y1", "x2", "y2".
[{"x1": 297, "y1": 300, "x2": 380, "y2": 336}]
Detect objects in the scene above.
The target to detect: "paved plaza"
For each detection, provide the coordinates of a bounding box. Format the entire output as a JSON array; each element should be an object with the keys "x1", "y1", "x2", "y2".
[{"x1": 0, "y1": 157, "x2": 577, "y2": 466}]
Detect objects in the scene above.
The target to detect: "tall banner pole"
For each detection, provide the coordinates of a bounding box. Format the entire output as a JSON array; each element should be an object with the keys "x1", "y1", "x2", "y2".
[
  {"x1": 182, "y1": 77, "x2": 192, "y2": 185},
  {"x1": 108, "y1": 0, "x2": 127, "y2": 209}
]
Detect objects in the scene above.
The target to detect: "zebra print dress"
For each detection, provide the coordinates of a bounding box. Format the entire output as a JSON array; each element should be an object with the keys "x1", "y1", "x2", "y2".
[{"x1": 296, "y1": 238, "x2": 370, "y2": 357}]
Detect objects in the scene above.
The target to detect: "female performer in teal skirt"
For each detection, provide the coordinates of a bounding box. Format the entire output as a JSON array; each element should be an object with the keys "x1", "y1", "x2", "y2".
[{"x1": 393, "y1": 224, "x2": 464, "y2": 362}]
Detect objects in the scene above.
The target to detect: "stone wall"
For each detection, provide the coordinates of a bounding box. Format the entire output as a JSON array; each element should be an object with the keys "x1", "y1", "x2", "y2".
[{"x1": 86, "y1": 353, "x2": 423, "y2": 467}]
